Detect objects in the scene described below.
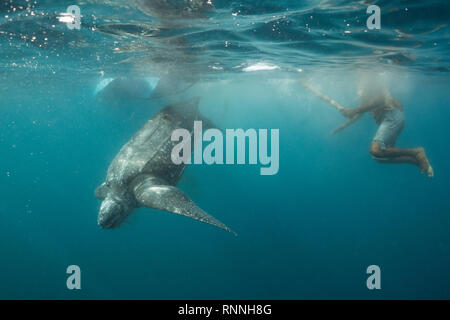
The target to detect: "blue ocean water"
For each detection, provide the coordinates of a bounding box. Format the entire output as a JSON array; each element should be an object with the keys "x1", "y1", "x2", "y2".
[{"x1": 0, "y1": 0, "x2": 449, "y2": 299}]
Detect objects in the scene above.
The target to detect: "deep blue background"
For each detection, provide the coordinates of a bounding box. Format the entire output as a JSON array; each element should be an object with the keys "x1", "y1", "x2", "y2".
[{"x1": 1, "y1": 71, "x2": 449, "y2": 299}]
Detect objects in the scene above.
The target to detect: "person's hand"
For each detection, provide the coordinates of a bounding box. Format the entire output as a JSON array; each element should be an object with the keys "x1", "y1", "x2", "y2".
[{"x1": 340, "y1": 108, "x2": 357, "y2": 118}]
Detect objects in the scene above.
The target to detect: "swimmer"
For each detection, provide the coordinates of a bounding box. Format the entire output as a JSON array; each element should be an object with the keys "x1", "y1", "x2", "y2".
[{"x1": 339, "y1": 83, "x2": 434, "y2": 178}]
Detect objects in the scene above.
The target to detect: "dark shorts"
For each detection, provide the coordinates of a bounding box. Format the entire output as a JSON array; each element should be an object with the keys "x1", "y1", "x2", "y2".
[{"x1": 372, "y1": 108, "x2": 405, "y2": 150}]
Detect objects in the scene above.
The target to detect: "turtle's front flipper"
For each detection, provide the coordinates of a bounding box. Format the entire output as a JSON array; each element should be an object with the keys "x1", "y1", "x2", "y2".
[
  {"x1": 132, "y1": 176, "x2": 236, "y2": 235},
  {"x1": 95, "y1": 182, "x2": 109, "y2": 200}
]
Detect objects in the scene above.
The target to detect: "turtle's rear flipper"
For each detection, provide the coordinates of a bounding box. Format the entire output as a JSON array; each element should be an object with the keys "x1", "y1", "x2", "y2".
[
  {"x1": 133, "y1": 175, "x2": 235, "y2": 235},
  {"x1": 147, "y1": 76, "x2": 198, "y2": 101}
]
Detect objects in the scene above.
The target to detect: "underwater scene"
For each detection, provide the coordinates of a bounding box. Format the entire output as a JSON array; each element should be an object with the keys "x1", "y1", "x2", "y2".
[{"x1": 0, "y1": 0, "x2": 450, "y2": 299}]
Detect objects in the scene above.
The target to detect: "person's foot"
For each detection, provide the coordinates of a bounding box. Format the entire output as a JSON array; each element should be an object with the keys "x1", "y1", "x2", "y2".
[{"x1": 415, "y1": 147, "x2": 434, "y2": 178}]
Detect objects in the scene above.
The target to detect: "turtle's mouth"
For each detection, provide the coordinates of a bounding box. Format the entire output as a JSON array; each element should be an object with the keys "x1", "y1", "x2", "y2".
[
  {"x1": 99, "y1": 215, "x2": 123, "y2": 229},
  {"x1": 98, "y1": 197, "x2": 125, "y2": 229}
]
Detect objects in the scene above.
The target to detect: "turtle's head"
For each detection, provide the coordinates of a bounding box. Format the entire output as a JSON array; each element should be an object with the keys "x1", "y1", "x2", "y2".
[
  {"x1": 95, "y1": 182, "x2": 134, "y2": 229},
  {"x1": 98, "y1": 195, "x2": 126, "y2": 228}
]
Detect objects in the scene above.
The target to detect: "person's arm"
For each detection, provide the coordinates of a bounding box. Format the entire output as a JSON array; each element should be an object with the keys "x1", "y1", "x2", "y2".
[
  {"x1": 333, "y1": 96, "x2": 383, "y2": 134},
  {"x1": 340, "y1": 100, "x2": 378, "y2": 119},
  {"x1": 341, "y1": 94, "x2": 389, "y2": 118},
  {"x1": 332, "y1": 112, "x2": 363, "y2": 135}
]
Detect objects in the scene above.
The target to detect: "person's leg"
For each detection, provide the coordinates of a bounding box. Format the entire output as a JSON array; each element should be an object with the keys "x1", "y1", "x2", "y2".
[
  {"x1": 370, "y1": 109, "x2": 434, "y2": 177},
  {"x1": 415, "y1": 147, "x2": 434, "y2": 177},
  {"x1": 370, "y1": 142, "x2": 433, "y2": 177}
]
